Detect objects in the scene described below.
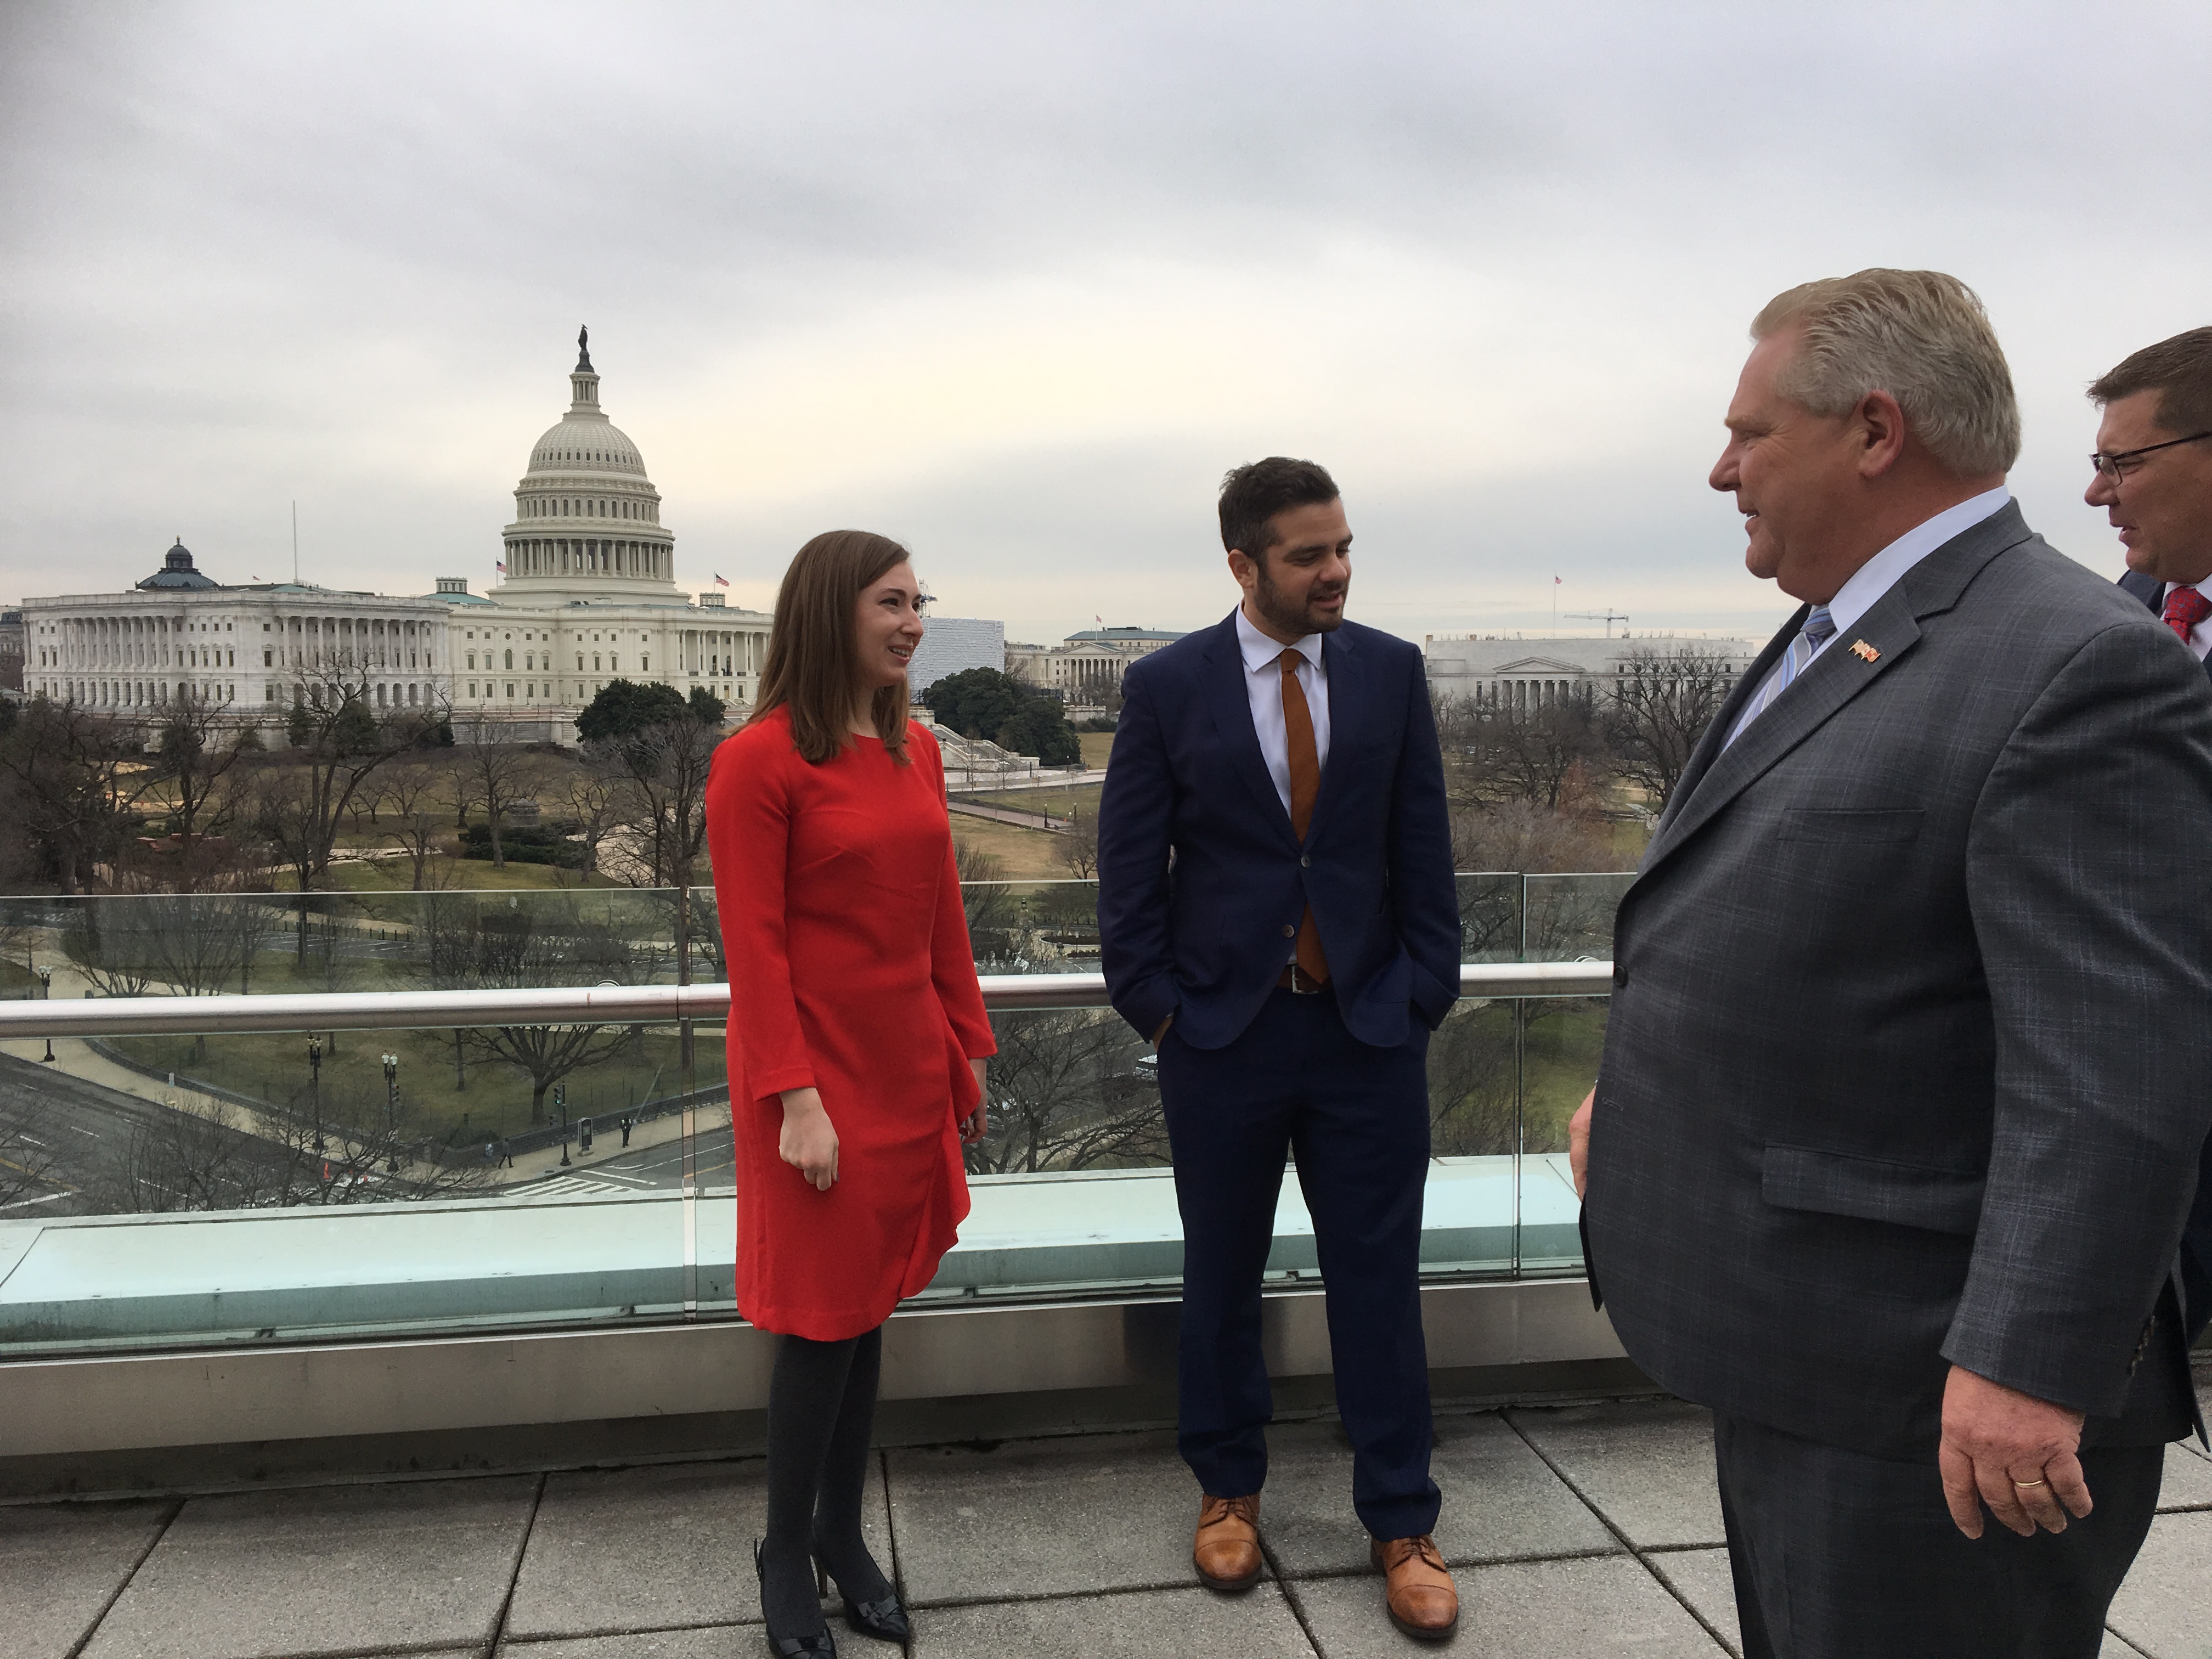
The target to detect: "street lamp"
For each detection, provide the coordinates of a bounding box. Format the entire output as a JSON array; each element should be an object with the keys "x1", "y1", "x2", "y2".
[
  {"x1": 307, "y1": 1033, "x2": 324, "y2": 1153},
  {"x1": 35, "y1": 966, "x2": 53, "y2": 1063},
  {"x1": 555, "y1": 1082, "x2": 569, "y2": 1167},
  {"x1": 381, "y1": 1052, "x2": 400, "y2": 1173}
]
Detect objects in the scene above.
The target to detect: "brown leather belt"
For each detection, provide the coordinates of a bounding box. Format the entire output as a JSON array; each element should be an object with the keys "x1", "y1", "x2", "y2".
[{"x1": 1276, "y1": 964, "x2": 1329, "y2": 995}]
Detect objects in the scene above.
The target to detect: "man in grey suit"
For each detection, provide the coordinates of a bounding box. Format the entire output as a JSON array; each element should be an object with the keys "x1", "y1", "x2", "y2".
[{"x1": 1570, "y1": 272, "x2": 2212, "y2": 1658}]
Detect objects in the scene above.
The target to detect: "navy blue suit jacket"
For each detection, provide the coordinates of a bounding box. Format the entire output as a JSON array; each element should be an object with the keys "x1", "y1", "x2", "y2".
[
  {"x1": 1096, "y1": 612, "x2": 1460, "y2": 1051},
  {"x1": 2120, "y1": 567, "x2": 2212, "y2": 1345}
]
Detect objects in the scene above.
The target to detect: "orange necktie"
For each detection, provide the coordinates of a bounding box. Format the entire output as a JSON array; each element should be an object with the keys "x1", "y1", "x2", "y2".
[{"x1": 1279, "y1": 649, "x2": 1329, "y2": 985}]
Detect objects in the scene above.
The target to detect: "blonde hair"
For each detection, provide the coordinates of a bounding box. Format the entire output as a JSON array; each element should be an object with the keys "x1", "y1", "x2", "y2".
[{"x1": 1752, "y1": 269, "x2": 2019, "y2": 477}]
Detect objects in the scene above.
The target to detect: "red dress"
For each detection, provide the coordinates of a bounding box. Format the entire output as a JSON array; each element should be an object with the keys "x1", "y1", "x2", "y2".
[{"x1": 705, "y1": 708, "x2": 995, "y2": 1340}]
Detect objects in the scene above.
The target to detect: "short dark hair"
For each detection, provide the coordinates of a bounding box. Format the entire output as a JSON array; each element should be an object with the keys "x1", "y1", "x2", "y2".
[
  {"x1": 1218, "y1": 457, "x2": 1340, "y2": 561},
  {"x1": 2089, "y1": 326, "x2": 2212, "y2": 436}
]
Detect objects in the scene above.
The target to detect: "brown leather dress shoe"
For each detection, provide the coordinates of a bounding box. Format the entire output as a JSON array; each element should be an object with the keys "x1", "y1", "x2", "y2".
[
  {"x1": 1193, "y1": 1494, "x2": 1262, "y2": 1592},
  {"x1": 1372, "y1": 1534, "x2": 1459, "y2": 1641}
]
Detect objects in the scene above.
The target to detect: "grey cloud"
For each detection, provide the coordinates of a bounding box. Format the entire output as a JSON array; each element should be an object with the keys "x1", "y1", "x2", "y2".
[{"x1": 3, "y1": 1, "x2": 2207, "y2": 643}]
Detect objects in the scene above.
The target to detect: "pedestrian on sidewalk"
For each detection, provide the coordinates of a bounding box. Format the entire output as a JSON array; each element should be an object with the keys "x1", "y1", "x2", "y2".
[
  {"x1": 1097, "y1": 459, "x2": 1463, "y2": 1643},
  {"x1": 706, "y1": 529, "x2": 996, "y2": 1658}
]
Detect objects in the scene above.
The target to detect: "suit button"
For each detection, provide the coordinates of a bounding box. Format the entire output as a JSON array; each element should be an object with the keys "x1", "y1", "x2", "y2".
[
  {"x1": 1281, "y1": 924, "x2": 1297, "y2": 938},
  {"x1": 1612, "y1": 965, "x2": 1628, "y2": 988},
  {"x1": 1300, "y1": 854, "x2": 1311, "y2": 868}
]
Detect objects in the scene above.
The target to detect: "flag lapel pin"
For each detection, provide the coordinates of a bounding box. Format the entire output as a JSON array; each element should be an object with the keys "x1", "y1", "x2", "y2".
[{"x1": 1849, "y1": 640, "x2": 1881, "y2": 662}]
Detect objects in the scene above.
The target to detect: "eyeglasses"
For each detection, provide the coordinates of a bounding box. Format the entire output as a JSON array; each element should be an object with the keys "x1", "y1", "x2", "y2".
[{"x1": 2089, "y1": 431, "x2": 2212, "y2": 482}]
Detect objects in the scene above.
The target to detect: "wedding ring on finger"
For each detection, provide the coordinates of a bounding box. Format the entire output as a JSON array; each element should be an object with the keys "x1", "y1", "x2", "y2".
[{"x1": 2012, "y1": 1477, "x2": 2047, "y2": 1489}]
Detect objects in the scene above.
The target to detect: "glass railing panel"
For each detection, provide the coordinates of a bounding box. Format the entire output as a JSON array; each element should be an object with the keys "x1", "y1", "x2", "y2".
[
  {"x1": 0, "y1": 1017, "x2": 701, "y2": 1356},
  {"x1": 1455, "y1": 872, "x2": 1522, "y2": 963},
  {"x1": 1515, "y1": 991, "x2": 1608, "y2": 1273},
  {"x1": 1520, "y1": 872, "x2": 1634, "y2": 963}
]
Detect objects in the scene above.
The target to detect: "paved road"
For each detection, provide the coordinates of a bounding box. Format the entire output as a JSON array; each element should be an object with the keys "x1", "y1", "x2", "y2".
[
  {"x1": 500, "y1": 1115, "x2": 735, "y2": 1199},
  {"x1": 0, "y1": 1050, "x2": 183, "y2": 1216}
]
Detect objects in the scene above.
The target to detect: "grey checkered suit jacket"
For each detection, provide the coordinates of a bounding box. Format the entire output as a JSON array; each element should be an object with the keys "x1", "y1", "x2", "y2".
[{"x1": 1586, "y1": 501, "x2": 2212, "y2": 1457}]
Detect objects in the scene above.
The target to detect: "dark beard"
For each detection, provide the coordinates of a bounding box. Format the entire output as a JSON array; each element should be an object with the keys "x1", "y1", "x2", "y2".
[{"x1": 1254, "y1": 560, "x2": 1345, "y2": 636}]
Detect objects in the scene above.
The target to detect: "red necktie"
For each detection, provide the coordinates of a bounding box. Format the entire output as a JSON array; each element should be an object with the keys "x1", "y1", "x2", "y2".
[
  {"x1": 2163, "y1": 586, "x2": 2211, "y2": 644},
  {"x1": 1279, "y1": 650, "x2": 1329, "y2": 985}
]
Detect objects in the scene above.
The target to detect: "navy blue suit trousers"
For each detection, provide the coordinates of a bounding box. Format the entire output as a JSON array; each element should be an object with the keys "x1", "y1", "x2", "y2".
[{"x1": 1158, "y1": 986, "x2": 1441, "y2": 1541}]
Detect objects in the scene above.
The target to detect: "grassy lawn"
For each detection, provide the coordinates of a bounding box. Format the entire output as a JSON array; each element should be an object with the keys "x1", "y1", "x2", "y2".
[
  {"x1": 1078, "y1": 731, "x2": 1114, "y2": 769},
  {"x1": 952, "y1": 815, "x2": 1074, "y2": 880},
  {"x1": 314, "y1": 856, "x2": 618, "y2": 893},
  {"x1": 111, "y1": 1022, "x2": 727, "y2": 1141}
]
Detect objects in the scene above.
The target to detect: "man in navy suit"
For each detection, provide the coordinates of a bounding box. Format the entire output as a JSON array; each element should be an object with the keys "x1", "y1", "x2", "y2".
[
  {"x1": 2090, "y1": 325, "x2": 2212, "y2": 1362},
  {"x1": 1097, "y1": 458, "x2": 1462, "y2": 1642}
]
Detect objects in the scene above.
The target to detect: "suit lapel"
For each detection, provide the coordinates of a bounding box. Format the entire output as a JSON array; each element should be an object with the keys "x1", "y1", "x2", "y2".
[
  {"x1": 1640, "y1": 597, "x2": 1921, "y2": 876},
  {"x1": 1644, "y1": 615, "x2": 1800, "y2": 860},
  {"x1": 1200, "y1": 614, "x2": 1301, "y2": 851},
  {"x1": 1640, "y1": 503, "x2": 2032, "y2": 880}
]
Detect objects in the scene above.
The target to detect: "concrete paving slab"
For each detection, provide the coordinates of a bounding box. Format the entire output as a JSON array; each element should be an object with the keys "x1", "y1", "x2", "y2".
[
  {"x1": 2157, "y1": 1439, "x2": 2212, "y2": 1510},
  {"x1": 2106, "y1": 1510, "x2": 2212, "y2": 1659},
  {"x1": 1644, "y1": 1548, "x2": 1742, "y2": 1658},
  {"x1": 1293, "y1": 1554, "x2": 1728, "y2": 1657},
  {"x1": 1506, "y1": 1401, "x2": 1724, "y2": 1549},
  {"x1": 508, "y1": 1454, "x2": 891, "y2": 1638},
  {"x1": 1260, "y1": 1413, "x2": 1618, "y2": 1577},
  {"x1": 888, "y1": 1429, "x2": 1206, "y2": 1606},
  {"x1": 911, "y1": 1584, "x2": 1315, "y2": 1657},
  {"x1": 507, "y1": 1460, "x2": 765, "y2": 1639},
  {"x1": 0, "y1": 1499, "x2": 170, "y2": 1659},
  {"x1": 2100, "y1": 1631, "x2": 2147, "y2": 1657},
  {"x1": 81, "y1": 1474, "x2": 538, "y2": 1659},
  {"x1": 500, "y1": 1632, "x2": 749, "y2": 1658}
]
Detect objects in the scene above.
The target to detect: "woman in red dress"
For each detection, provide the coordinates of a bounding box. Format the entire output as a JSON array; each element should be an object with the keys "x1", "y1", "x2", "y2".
[{"x1": 705, "y1": 529, "x2": 994, "y2": 1657}]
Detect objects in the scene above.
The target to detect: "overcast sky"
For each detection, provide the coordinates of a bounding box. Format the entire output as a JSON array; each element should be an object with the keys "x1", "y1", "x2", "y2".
[{"x1": 3, "y1": 2, "x2": 2206, "y2": 648}]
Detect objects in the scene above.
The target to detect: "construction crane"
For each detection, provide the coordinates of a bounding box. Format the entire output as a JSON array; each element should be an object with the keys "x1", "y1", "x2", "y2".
[{"x1": 1567, "y1": 611, "x2": 1630, "y2": 639}]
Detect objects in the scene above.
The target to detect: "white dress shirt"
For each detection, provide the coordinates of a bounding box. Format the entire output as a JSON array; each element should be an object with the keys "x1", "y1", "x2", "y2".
[
  {"x1": 1728, "y1": 484, "x2": 2012, "y2": 746},
  {"x1": 1234, "y1": 605, "x2": 1330, "y2": 819},
  {"x1": 2159, "y1": 579, "x2": 2212, "y2": 660}
]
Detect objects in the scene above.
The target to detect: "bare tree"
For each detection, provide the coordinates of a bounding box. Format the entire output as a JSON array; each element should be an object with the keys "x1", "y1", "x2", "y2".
[
  {"x1": 374, "y1": 760, "x2": 452, "y2": 890},
  {"x1": 150, "y1": 695, "x2": 252, "y2": 854},
  {"x1": 92, "y1": 1091, "x2": 492, "y2": 1213},
  {"x1": 967, "y1": 1009, "x2": 1164, "y2": 1173},
  {"x1": 1449, "y1": 697, "x2": 1609, "y2": 811},
  {"x1": 247, "y1": 670, "x2": 444, "y2": 894},
  {"x1": 1604, "y1": 645, "x2": 1741, "y2": 812},
  {"x1": 0, "y1": 698, "x2": 155, "y2": 892},
  {"x1": 449, "y1": 721, "x2": 542, "y2": 869},
  {"x1": 422, "y1": 898, "x2": 641, "y2": 1124},
  {"x1": 955, "y1": 843, "x2": 1028, "y2": 969},
  {"x1": 1058, "y1": 806, "x2": 1101, "y2": 880},
  {"x1": 552, "y1": 761, "x2": 624, "y2": 884},
  {"x1": 595, "y1": 714, "x2": 719, "y2": 1015}
]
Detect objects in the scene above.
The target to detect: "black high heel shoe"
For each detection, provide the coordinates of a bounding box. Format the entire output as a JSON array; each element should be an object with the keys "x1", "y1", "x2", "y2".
[
  {"x1": 754, "y1": 1539, "x2": 837, "y2": 1657},
  {"x1": 812, "y1": 1546, "x2": 911, "y2": 1645}
]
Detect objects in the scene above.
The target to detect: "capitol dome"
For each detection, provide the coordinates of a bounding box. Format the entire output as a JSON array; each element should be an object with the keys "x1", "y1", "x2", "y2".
[{"x1": 499, "y1": 328, "x2": 679, "y2": 599}]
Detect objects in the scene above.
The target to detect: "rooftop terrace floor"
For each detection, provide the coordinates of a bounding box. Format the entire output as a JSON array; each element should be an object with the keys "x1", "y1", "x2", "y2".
[{"x1": 7, "y1": 1386, "x2": 2208, "y2": 1659}]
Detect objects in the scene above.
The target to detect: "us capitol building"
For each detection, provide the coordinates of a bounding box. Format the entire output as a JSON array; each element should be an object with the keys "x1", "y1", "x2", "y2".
[{"x1": 19, "y1": 332, "x2": 771, "y2": 742}]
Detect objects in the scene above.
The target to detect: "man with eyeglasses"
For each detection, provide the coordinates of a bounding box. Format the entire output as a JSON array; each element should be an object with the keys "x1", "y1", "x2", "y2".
[{"x1": 2089, "y1": 324, "x2": 2212, "y2": 1383}]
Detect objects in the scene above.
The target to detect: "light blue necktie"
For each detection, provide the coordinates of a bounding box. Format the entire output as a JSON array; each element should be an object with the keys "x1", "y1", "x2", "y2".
[{"x1": 1726, "y1": 604, "x2": 1836, "y2": 748}]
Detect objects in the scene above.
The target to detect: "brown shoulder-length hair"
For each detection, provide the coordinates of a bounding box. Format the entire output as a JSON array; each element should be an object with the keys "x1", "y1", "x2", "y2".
[{"x1": 748, "y1": 529, "x2": 915, "y2": 765}]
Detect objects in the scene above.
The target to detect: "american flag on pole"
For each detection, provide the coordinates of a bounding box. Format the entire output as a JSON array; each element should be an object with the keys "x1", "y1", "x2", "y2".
[
  {"x1": 713, "y1": 573, "x2": 730, "y2": 587},
  {"x1": 495, "y1": 560, "x2": 507, "y2": 574}
]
